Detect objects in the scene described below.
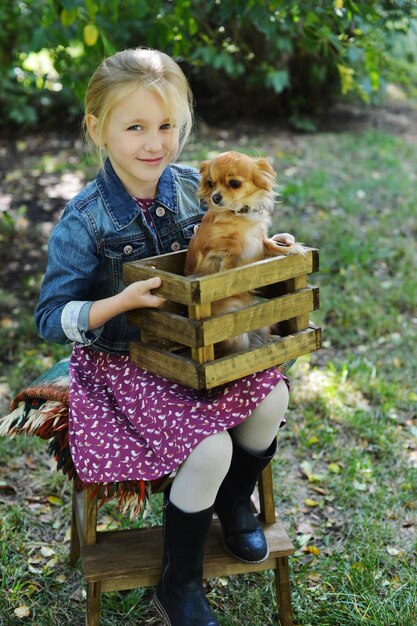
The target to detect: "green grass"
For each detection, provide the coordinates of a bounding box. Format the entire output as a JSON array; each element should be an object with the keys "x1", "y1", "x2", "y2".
[{"x1": 1, "y1": 111, "x2": 417, "y2": 624}]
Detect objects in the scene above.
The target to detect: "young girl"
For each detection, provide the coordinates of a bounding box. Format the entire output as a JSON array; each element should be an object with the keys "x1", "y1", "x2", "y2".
[{"x1": 35, "y1": 48, "x2": 294, "y2": 626}]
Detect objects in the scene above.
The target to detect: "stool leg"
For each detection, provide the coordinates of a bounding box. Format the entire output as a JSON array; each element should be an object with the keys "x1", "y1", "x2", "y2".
[
  {"x1": 69, "y1": 486, "x2": 81, "y2": 565},
  {"x1": 258, "y1": 462, "x2": 276, "y2": 524},
  {"x1": 275, "y1": 556, "x2": 293, "y2": 626},
  {"x1": 86, "y1": 581, "x2": 101, "y2": 626}
]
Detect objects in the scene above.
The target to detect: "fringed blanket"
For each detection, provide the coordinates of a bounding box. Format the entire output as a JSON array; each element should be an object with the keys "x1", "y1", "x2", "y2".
[
  {"x1": 1, "y1": 357, "x2": 295, "y2": 518},
  {"x1": 0, "y1": 358, "x2": 166, "y2": 518}
]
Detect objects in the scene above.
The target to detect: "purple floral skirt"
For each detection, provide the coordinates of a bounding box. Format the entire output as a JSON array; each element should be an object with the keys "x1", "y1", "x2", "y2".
[{"x1": 69, "y1": 345, "x2": 289, "y2": 484}]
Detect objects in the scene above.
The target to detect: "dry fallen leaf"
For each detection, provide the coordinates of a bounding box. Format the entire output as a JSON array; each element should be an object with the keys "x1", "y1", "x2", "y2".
[
  {"x1": 306, "y1": 571, "x2": 322, "y2": 587},
  {"x1": 47, "y1": 495, "x2": 63, "y2": 506},
  {"x1": 69, "y1": 587, "x2": 85, "y2": 602},
  {"x1": 45, "y1": 557, "x2": 59, "y2": 570},
  {"x1": 296, "y1": 521, "x2": 317, "y2": 534},
  {"x1": 403, "y1": 519, "x2": 416, "y2": 527},
  {"x1": 28, "y1": 555, "x2": 43, "y2": 565},
  {"x1": 304, "y1": 498, "x2": 319, "y2": 507},
  {"x1": 310, "y1": 485, "x2": 328, "y2": 495},
  {"x1": 40, "y1": 546, "x2": 55, "y2": 558},
  {"x1": 0, "y1": 480, "x2": 17, "y2": 495},
  {"x1": 14, "y1": 606, "x2": 31, "y2": 618},
  {"x1": 300, "y1": 461, "x2": 323, "y2": 483}
]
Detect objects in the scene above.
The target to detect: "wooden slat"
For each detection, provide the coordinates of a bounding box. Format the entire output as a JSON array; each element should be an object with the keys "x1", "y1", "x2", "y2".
[
  {"x1": 124, "y1": 263, "x2": 197, "y2": 306},
  {"x1": 127, "y1": 309, "x2": 200, "y2": 347},
  {"x1": 189, "y1": 303, "x2": 215, "y2": 363},
  {"x1": 83, "y1": 487, "x2": 98, "y2": 546},
  {"x1": 127, "y1": 287, "x2": 318, "y2": 349},
  {"x1": 196, "y1": 250, "x2": 317, "y2": 305},
  {"x1": 276, "y1": 557, "x2": 294, "y2": 626},
  {"x1": 124, "y1": 249, "x2": 318, "y2": 306},
  {"x1": 70, "y1": 486, "x2": 81, "y2": 565},
  {"x1": 258, "y1": 464, "x2": 276, "y2": 524},
  {"x1": 126, "y1": 249, "x2": 187, "y2": 274},
  {"x1": 81, "y1": 519, "x2": 294, "y2": 592},
  {"x1": 129, "y1": 341, "x2": 204, "y2": 389},
  {"x1": 129, "y1": 325, "x2": 321, "y2": 390},
  {"x1": 73, "y1": 489, "x2": 86, "y2": 549},
  {"x1": 284, "y1": 275, "x2": 309, "y2": 333},
  {"x1": 200, "y1": 287, "x2": 318, "y2": 345},
  {"x1": 86, "y1": 583, "x2": 101, "y2": 626},
  {"x1": 203, "y1": 325, "x2": 321, "y2": 388}
]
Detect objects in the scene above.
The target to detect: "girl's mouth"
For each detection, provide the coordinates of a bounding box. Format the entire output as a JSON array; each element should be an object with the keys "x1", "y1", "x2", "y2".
[{"x1": 139, "y1": 157, "x2": 164, "y2": 165}]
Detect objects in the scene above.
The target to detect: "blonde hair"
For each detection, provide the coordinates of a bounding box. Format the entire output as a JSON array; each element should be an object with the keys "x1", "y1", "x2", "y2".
[{"x1": 84, "y1": 48, "x2": 194, "y2": 167}]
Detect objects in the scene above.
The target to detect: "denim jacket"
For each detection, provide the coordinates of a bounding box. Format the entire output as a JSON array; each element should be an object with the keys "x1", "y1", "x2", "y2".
[{"x1": 35, "y1": 158, "x2": 205, "y2": 354}]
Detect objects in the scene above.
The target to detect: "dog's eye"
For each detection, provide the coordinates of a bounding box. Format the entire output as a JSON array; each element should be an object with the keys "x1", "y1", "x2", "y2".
[
  {"x1": 229, "y1": 180, "x2": 241, "y2": 189},
  {"x1": 207, "y1": 179, "x2": 215, "y2": 189}
]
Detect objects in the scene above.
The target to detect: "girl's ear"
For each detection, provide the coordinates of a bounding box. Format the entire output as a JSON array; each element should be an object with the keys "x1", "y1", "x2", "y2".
[{"x1": 85, "y1": 114, "x2": 101, "y2": 146}]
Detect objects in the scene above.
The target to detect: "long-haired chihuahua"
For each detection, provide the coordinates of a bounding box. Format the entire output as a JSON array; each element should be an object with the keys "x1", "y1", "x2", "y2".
[{"x1": 185, "y1": 151, "x2": 305, "y2": 354}]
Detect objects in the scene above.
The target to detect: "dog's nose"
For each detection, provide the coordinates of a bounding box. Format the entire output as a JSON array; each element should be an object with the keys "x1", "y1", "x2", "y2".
[{"x1": 212, "y1": 192, "x2": 222, "y2": 205}]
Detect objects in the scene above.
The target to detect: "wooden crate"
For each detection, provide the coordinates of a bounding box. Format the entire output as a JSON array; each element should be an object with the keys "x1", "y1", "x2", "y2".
[{"x1": 123, "y1": 248, "x2": 321, "y2": 390}]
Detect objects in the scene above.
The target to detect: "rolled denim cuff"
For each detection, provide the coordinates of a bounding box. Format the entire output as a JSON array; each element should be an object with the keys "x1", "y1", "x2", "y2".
[{"x1": 61, "y1": 300, "x2": 103, "y2": 344}]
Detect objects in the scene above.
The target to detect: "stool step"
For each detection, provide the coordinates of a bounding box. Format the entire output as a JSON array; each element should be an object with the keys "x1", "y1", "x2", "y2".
[{"x1": 82, "y1": 519, "x2": 294, "y2": 593}]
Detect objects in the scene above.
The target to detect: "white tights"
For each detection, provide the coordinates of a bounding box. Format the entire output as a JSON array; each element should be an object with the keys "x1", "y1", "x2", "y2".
[{"x1": 169, "y1": 379, "x2": 289, "y2": 513}]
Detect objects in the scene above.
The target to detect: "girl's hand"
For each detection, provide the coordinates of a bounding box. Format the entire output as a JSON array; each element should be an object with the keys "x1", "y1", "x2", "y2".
[
  {"x1": 270, "y1": 233, "x2": 295, "y2": 246},
  {"x1": 88, "y1": 277, "x2": 166, "y2": 330},
  {"x1": 121, "y1": 277, "x2": 166, "y2": 311}
]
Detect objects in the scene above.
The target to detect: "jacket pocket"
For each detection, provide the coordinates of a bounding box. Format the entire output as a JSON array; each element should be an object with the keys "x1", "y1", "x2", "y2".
[
  {"x1": 101, "y1": 238, "x2": 146, "y2": 344},
  {"x1": 180, "y1": 218, "x2": 201, "y2": 242},
  {"x1": 103, "y1": 238, "x2": 147, "y2": 288},
  {"x1": 103, "y1": 238, "x2": 147, "y2": 261}
]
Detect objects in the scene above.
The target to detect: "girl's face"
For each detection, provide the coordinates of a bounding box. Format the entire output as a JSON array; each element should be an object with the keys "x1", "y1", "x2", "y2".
[{"x1": 88, "y1": 86, "x2": 180, "y2": 198}]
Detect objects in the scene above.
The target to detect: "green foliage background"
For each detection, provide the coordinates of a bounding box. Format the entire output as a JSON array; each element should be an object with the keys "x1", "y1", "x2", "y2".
[{"x1": 1, "y1": 0, "x2": 417, "y2": 130}]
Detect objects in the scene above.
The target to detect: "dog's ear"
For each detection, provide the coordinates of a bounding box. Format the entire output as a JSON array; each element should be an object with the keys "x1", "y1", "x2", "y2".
[
  {"x1": 253, "y1": 158, "x2": 276, "y2": 190},
  {"x1": 198, "y1": 160, "x2": 212, "y2": 200},
  {"x1": 199, "y1": 160, "x2": 210, "y2": 179}
]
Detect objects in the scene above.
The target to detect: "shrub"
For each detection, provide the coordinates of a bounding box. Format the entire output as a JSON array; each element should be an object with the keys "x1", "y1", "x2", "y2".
[{"x1": 1, "y1": 0, "x2": 417, "y2": 130}]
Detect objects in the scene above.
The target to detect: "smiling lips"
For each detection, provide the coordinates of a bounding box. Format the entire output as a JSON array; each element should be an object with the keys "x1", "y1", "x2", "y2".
[{"x1": 139, "y1": 157, "x2": 164, "y2": 165}]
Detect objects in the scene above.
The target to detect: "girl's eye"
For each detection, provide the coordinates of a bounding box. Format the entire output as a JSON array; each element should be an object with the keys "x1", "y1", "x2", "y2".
[
  {"x1": 127, "y1": 125, "x2": 143, "y2": 131},
  {"x1": 160, "y1": 123, "x2": 172, "y2": 130},
  {"x1": 229, "y1": 179, "x2": 241, "y2": 189},
  {"x1": 207, "y1": 179, "x2": 215, "y2": 189}
]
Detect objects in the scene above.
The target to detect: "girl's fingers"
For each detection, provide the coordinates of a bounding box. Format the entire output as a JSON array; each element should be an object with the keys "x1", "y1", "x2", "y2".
[
  {"x1": 143, "y1": 276, "x2": 162, "y2": 291},
  {"x1": 271, "y1": 233, "x2": 295, "y2": 245}
]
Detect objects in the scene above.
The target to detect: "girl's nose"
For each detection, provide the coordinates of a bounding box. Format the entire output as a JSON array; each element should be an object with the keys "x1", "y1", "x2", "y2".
[{"x1": 144, "y1": 131, "x2": 163, "y2": 152}]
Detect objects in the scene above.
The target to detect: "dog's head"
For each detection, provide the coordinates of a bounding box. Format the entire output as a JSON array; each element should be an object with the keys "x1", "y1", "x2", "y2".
[{"x1": 198, "y1": 151, "x2": 276, "y2": 215}]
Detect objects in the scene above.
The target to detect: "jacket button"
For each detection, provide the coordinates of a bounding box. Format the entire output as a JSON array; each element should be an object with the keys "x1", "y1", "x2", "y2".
[
  {"x1": 155, "y1": 206, "x2": 166, "y2": 217},
  {"x1": 123, "y1": 245, "x2": 133, "y2": 255},
  {"x1": 171, "y1": 241, "x2": 181, "y2": 251}
]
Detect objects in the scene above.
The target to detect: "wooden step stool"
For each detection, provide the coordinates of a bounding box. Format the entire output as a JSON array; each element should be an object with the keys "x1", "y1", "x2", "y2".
[{"x1": 70, "y1": 462, "x2": 295, "y2": 626}]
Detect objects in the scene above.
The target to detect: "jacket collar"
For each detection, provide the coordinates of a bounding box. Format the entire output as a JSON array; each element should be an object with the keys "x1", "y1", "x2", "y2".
[{"x1": 96, "y1": 158, "x2": 178, "y2": 231}]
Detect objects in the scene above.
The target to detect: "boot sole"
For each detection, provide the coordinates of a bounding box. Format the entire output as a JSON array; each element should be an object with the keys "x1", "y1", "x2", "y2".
[{"x1": 153, "y1": 591, "x2": 172, "y2": 625}]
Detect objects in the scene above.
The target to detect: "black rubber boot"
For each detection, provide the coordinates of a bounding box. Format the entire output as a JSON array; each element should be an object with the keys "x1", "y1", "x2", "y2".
[
  {"x1": 215, "y1": 438, "x2": 277, "y2": 564},
  {"x1": 153, "y1": 498, "x2": 220, "y2": 626}
]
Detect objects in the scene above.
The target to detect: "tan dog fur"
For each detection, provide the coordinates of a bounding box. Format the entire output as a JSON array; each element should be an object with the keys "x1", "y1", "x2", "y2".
[{"x1": 185, "y1": 151, "x2": 305, "y2": 354}]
